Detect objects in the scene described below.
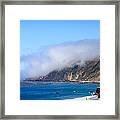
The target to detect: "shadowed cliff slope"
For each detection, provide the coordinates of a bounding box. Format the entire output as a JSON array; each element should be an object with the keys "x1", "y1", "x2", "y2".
[{"x1": 25, "y1": 58, "x2": 100, "y2": 82}]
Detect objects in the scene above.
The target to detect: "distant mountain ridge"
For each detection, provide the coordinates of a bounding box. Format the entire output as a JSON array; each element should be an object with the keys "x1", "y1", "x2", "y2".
[{"x1": 24, "y1": 58, "x2": 100, "y2": 82}]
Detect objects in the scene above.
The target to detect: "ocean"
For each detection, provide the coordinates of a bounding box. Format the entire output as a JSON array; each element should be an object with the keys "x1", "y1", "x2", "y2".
[{"x1": 20, "y1": 82, "x2": 100, "y2": 100}]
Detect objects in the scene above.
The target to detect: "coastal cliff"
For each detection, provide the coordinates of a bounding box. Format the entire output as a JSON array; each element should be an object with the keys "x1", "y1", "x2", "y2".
[{"x1": 24, "y1": 58, "x2": 100, "y2": 82}]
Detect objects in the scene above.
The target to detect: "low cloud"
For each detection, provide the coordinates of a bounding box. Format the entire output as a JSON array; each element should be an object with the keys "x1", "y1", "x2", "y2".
[{"x1": 21, "y1": 39, "x2": 99, "y2": 79}]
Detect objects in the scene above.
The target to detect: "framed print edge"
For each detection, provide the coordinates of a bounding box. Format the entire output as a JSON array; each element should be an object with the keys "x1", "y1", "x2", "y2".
[
  {"x1": 0, "y1": 0, "x2": 119, "y2": 119},
  {"x1": 0, "y1": 0, "x2": 119, "y2": 5},
  {"x1": 0, "y1": 1, "x2": 5, "y2": 119},
  {"x1": 0, "y1": 1, "x2": 1, "y2": 119},
  {"x1": 115, "y1": 2, "x2": 119, "y2": 119}
]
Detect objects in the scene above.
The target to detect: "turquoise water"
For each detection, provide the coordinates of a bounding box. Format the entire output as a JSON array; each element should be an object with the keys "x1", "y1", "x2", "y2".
[{"x1": 20, "y1": 82, "x2": 100, "y2": 100}]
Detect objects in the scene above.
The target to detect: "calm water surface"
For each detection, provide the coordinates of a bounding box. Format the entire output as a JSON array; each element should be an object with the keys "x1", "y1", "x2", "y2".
[{"x1": 20, "y1": 82, "x2": 100, "y2": 100}]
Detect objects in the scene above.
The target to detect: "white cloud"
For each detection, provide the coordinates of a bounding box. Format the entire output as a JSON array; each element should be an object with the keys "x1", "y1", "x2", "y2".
[{"x1": 21, "y1": 39, "x2": 99, "y2": 79}]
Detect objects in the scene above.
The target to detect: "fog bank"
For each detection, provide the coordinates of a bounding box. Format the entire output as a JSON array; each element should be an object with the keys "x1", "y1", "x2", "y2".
[{"x1": 21, "y1": 39, "x2": 99, "y2": 79}]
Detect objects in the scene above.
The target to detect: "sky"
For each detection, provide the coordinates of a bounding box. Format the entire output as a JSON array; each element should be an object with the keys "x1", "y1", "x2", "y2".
[
  {"x1": 20, "y1": 20, "x2": 100, "y2": 79},
  {"x1": 20, "y1": 20, "x2": 100, "y2": 56}
]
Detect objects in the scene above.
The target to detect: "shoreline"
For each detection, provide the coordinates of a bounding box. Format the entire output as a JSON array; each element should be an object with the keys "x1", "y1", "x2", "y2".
[
  {"x1": 20, "y1": 81, "x2": 100, "y2": 86},
  {"x1": 70, "y1": 95, "x2": 99, "y2": 100}
]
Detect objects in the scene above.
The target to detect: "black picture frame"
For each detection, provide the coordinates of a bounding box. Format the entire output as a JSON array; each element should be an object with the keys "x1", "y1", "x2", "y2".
[{"x1": 0, "y1": 0, "x2": 119, "y2": 119}]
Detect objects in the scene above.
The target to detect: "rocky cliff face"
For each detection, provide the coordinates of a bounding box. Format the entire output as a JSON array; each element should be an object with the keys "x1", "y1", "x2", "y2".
[{"x1": 25, "y1": 58, "x2": 100, "y2": 82}]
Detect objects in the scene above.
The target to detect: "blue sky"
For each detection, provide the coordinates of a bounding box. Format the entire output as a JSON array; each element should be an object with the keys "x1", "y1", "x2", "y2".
[{"x1": 20, "y1": 20, "x2": 100, "y2": 56}]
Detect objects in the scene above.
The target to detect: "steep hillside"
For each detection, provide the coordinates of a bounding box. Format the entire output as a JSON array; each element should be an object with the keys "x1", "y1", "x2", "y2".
[{"x1": 24, "y1": 58, "x2": 100, "y2": 82}]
